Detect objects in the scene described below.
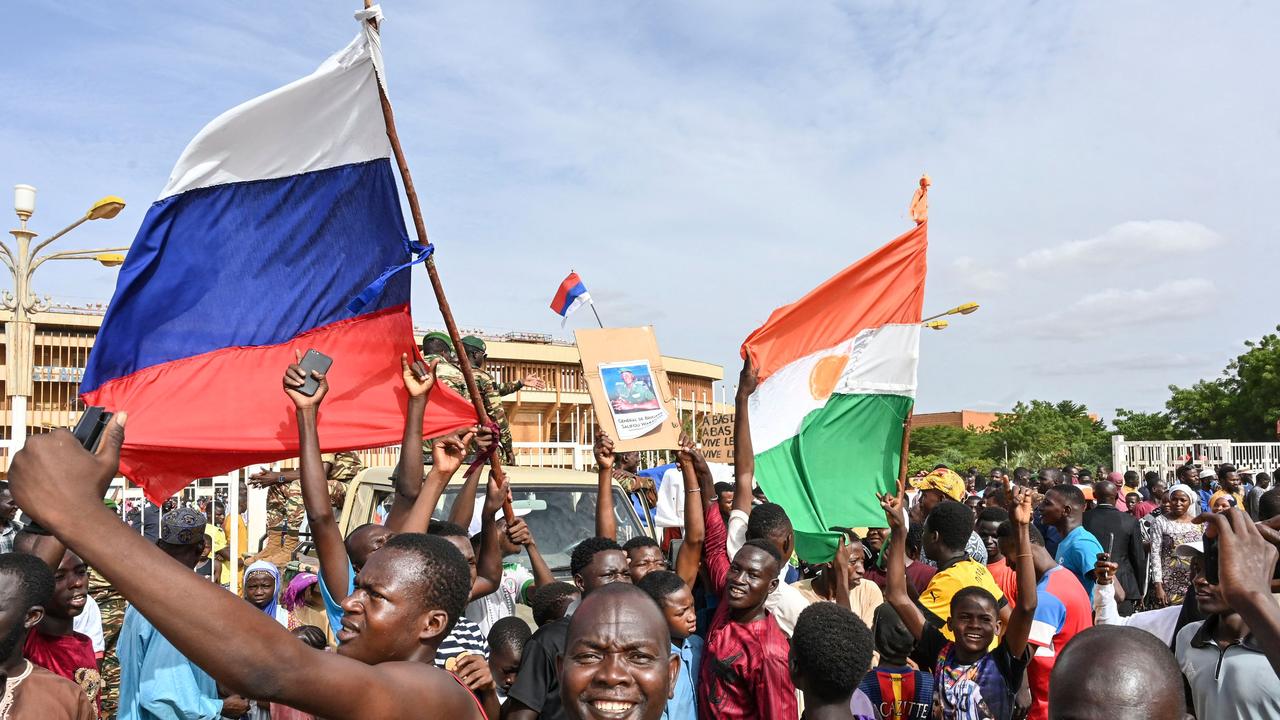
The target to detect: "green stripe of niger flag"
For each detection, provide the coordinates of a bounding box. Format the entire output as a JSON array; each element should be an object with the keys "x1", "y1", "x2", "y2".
[{"x1": 754, "y1": 392, "x2": 913, "y2": 562}]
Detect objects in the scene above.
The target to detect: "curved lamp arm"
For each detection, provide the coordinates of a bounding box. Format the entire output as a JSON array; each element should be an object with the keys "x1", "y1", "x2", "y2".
[
  {"x1": 29, "y1": 246, "x2": 131, "y2": 275},
  {"x1": 28, "y1": 216, "x2": 90, "y2": 260}
]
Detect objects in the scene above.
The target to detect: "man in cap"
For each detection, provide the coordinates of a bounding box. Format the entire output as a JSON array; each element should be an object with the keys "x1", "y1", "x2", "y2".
[
  {"x1": 422, "y1": 331, "x2": 468, "y2": 397},
  {"x1": 911, "y1": 467, "x2": 987, "y2": 565},
  {"x1": 117, "y1": 506, "x2": 252, "y2": 719},
  {"x1": 460, "y1": 335, "x2": 545, "y2": 463}
]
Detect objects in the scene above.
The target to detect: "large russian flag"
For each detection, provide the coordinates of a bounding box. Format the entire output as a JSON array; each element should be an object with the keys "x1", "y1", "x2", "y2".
[
  {"x1": 741, "y1": 222, "x2": 927, "y2": 562},
  {"x1": 81, "y1": 27, "x2": 475, "y2": 502}
]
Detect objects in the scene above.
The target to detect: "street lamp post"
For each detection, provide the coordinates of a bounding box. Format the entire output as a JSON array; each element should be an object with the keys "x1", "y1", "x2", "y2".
[{"x1": 5, "y1": 184, "x2": 128, "y2": 450}]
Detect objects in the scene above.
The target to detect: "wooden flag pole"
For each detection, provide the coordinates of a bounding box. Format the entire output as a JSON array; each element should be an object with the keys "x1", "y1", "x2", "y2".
[
  {"x1": 897, "y1": 412, "x2": 913, "y2": 501},
  {"x1": 361, "y1": 4, "x2": 514, "y2": 522}
]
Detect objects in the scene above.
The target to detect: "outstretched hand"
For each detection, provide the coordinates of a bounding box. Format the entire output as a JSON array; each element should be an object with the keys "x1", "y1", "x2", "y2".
[
  {"x1": 594, "y1": 430, "x2": 616, "y2": 472},
  {"x1": 402, "y1": 354, "x2": 437, "y2": 399},
  {"x1": 1010, "y1": 486, "x2": 1035, "y2": 526},
  {"x1": 520, "y1": 374, "x2": 546, "y2": 390},
  {"x1": 9, "y1": 412, "x2": 127, "y2": 526},
  {"x1": 877, "y1": 484, "x2": 907, "y2": 532},
  {"x1": 284, "y1": 351, "x2": 328, "y2": 409}
]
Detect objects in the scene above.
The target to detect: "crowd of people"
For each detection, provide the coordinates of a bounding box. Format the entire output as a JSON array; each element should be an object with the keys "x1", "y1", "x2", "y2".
[{"x1": 1, "y1": 347, "x2": 1279, "y2": 720}]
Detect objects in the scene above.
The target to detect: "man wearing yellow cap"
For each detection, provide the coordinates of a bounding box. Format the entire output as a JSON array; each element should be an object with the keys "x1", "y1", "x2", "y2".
[{"x1": 910, "y1": 467, "x2": 988, "y2": 566}]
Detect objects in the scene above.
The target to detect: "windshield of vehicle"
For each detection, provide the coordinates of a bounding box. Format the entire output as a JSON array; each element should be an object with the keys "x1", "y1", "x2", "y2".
[{"x1": 364, "y1": 484, "x2": 646, "y2": 575}]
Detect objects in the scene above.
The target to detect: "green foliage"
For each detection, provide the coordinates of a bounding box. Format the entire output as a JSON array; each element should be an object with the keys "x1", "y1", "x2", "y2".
[
  {"x1": 985, "y1": 400, "x2": 1111, "y2": 468},
  {"x1": 1163, "y1": 326, "x2": 1280, "y2": 441},
  {"x1": 1113, "y1": 408, "x2": 1176, "y2": 440}
]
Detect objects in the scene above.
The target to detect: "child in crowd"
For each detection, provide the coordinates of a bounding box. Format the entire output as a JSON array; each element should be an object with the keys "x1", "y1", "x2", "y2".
[
  {"x1": 529, "y1": 581, "x2": 580, "y2": 627},
  {"x1": 486, "y1": 616, "x2": 531, "y2": 703},
  {"x1": 637, "y1": 570, "x2": 703, "y2": 720},
  {"x1": 790, "y1": 602, "x2": 875, "y2": 720},
  {"x1": 880, "y1": 486, "x2": 1039, "y2": 720},
  {"x1": 859, "y1": 603, "x2": 934, "y2": 720},
  {"x1": 241, "y1": 560, "x2": 289, "y2": 626},
  {"x1": 269, "y1": 626, "x2": 328, "y2": 720}
]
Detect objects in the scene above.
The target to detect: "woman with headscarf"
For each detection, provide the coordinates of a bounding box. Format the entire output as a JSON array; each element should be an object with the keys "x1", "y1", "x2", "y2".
[
  {"x1": 241, "y1": 560, "x2": 289, "y2": 627},
  {"x1": 1146, "y1": 484, "x2": 1203, "y2": 607}
]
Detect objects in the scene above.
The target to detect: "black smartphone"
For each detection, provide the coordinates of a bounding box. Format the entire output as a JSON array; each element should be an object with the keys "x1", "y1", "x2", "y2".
[
  {"x1": 296, "y1": 349, "x2": 333, "y2": 397},
  {"x1": 1203, "y1": 535, "x2": 1219, "y2": 585},
  {"x1": 72, "y1": 406, "x2": 113, "y2": 451}
]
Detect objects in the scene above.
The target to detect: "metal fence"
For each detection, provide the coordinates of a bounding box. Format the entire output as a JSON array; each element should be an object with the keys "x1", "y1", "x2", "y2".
[{"x1": 1112, "y1": 436, "x2": 1280, "y2": 478}]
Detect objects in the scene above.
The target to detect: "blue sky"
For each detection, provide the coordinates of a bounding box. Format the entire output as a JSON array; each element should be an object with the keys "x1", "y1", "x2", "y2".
[{"x1": 3, "y1": 2, "x2": 1277, "y2": 420}]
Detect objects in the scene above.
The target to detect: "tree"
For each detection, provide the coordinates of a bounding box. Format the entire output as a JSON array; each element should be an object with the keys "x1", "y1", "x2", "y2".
[
  {"x1": 1163, "y1": 326, "x2": 1280, "y2": 441},
  {"x1": 985, "y1": 400, "x2": 1111, "y2": 468},
  {"x1": 1112, "y1": 408, "x2": 1176, "y2": 440}
]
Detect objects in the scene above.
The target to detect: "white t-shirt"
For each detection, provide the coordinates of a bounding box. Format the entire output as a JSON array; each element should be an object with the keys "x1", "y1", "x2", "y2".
[
  {"x1": 72, "y1": 594, "x2": 104, "y2": 653},
  {"x1": 726, "y1": 509, "x2": 811, "y2": 637},
  {"x1": 465, "y1": 562, "x2": 535, "y2": 637}
]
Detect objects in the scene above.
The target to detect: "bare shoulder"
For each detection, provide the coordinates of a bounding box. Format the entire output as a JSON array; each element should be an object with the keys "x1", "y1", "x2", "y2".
[{"x1": 364, "y1": 662, "x2": 483, "y2": 719}]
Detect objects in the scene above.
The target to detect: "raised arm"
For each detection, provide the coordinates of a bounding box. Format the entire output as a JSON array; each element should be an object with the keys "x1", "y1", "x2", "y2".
[
  {"x1": 673, "y1": 441, "x2": 706, "y2": 588},
  {"x1": 878, "y1": 488, "x2": 925, "y2": 640},
  {"x1": 1003, "y1": 487, "x2": 1039, "y2": 659},
  {"x1": 470, "y1": 471, "x2": 508, "y2": 601},
  {"x1": 400, "y1": 429, "x2": 477, "y2": 535},
  {"x1": 732, "y1": 357, "x2": 757, "y2": 515},
  {"x1": 384, "y1": 356, "x2": 435, "y2": 533},
  {"x1": 285, "y1": 357, "x2": 350, "y2": 604},
  {"x1": 446, "y1": 457, "x2": 486, "y2": 528},
  {"x1": 8, "y1": 421, "x2": 477, "y2": 720},
  {"x1": 594, "y1": 431, "x2": 617, "y2": 540}
]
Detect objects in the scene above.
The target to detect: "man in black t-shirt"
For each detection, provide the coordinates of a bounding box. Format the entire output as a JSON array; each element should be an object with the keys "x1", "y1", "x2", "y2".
[{"x1": 502, "y1": 537, "x2": 630, "y2": 719}]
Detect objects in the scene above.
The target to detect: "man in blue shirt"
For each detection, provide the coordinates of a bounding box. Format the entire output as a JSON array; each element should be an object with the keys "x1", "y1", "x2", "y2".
[
  {"x1": 1038, "y1": 484, "x2": 1104, "y2": 598},
  {"x1": 118, "y1": 508, "x2": 250, "y2": 720}
]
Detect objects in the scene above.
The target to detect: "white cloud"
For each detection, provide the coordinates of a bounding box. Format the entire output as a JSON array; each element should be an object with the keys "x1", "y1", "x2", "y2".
[
  {"x1": 951, "y1": 256, "x2": 1007, "y2": 292},
  {"x1": 1016, "y1": 220, "x2": 1224, "y2": 271},
  {"x1": 1021, "y1": 279, "x2": 1215, "y2": 340}
]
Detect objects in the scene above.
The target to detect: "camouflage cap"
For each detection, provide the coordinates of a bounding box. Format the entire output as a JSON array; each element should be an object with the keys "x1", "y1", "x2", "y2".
[
  {"x1": 160, "y1": 506, "x2": 208, "y2": 546},
  {"x1": 460, "y1": 335, "x2": 487, "y2": 352}
]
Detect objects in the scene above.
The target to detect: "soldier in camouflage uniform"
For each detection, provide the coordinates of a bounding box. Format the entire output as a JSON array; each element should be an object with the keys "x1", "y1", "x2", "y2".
[
  {"x1": 247, "y1": 451, "x2": 363, "y2": 568},
  {"x1": 460, "y1": 335, "x2": 546, "y2": 464},
  {"x1": 89, "y1": 567, "x2": 124, "y2": 719}
]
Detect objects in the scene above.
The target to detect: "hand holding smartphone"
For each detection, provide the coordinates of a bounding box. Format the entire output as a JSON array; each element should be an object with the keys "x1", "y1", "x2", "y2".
[{"x1": 296, "y1": 350, "x2": 333, "y2": 397}]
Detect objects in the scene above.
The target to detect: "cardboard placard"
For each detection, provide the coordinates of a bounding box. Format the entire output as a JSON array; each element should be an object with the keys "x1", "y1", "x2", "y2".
[
  {"x1": 575, "y1": 327, "x2": 682, "y2": 451},
  {"x1": 697, "y1": 413, "x2": 735, "y2": 463}
]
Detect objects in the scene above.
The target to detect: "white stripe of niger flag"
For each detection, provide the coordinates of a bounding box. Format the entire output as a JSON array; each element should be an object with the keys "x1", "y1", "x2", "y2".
[{"x1": 741, "y1": 222, "x2": 927, "y2": 562}]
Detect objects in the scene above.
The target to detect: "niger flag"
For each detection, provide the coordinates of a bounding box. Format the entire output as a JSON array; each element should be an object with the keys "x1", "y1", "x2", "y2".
[{"x1": 741, "y1": 222, "x2": 927, "y2": 561}]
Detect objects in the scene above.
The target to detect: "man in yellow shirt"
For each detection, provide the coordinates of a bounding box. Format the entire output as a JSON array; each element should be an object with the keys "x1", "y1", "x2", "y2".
[
  {"x1": 1208, "y1": 464, "x2": 1245, "y2": 511},
  {"x1": 916, "y1": 500, "x2": 1010, "y2": 649}
]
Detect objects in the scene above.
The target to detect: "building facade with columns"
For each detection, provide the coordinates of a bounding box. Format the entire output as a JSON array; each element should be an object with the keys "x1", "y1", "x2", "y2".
[{"x1": 0, "y1": 307, "x2": 727, "y2": 471}]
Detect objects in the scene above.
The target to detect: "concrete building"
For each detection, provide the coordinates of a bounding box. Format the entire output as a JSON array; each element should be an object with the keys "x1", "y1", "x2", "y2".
[
  {"x1": 911, "y1": 410, "x2": 999, "y2": 431},
  {"x1": 0, "y1": 306, "x2": 726, "y2": 471}
]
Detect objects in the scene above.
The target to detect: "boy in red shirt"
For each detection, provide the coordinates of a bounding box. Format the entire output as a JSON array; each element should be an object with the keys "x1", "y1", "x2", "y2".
[{"x1": 15, "y1": 531, "x2": 100, "y2": 712}]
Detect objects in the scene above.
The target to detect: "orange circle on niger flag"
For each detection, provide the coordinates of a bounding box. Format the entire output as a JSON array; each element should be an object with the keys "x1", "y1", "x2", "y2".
[{"x1": 809, "y1": 355, "x2": 848, "y2": 401}]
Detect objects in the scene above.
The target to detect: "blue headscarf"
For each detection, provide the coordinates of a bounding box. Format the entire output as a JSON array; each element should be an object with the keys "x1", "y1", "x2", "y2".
[{"x1": 242, "y1": 560, "x2": 282, "y2": 620}]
